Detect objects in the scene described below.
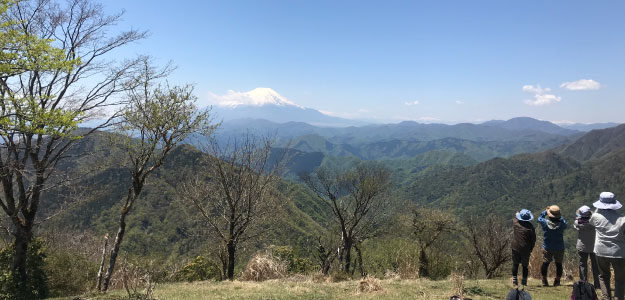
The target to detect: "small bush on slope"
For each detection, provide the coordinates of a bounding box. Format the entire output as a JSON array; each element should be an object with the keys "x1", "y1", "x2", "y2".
[{"x1": 240, "y1": 254, "x2": 287, "y2": 281}]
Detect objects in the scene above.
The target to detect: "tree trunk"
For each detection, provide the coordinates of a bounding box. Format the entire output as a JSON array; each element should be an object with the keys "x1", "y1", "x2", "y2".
[
  {"x1": 96, "y1": 234, "x2": 109, "y2": 291},
  {"x1": 12, "y1": 224, "x2": 31, "y2": 284},
  {"x1": 418, "y1": 247, "x2": 429, "y2": 278},
  {"x1": 226, "y1": 241, "x2": 236, "y2": 280},
  {"x1": 219, "y1": 249, "x2": 227, "y2": 281},
  {"x1": 322, "y1": 260, "x2": 332, "y2": 275},
  {"x1": 354, "y1": 244, "x2": 365, "y2": 277},
  {"x1": 102, "y1": 207, "x2": 130, "y2": 291},
  {"x1": 343, "y1": 238, "x2": 352, "y2": 274}
]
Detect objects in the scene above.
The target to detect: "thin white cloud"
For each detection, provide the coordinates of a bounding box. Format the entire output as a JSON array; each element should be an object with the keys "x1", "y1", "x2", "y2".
[
  {"x1": 318, "y1": 110, "x2": 364, "y2": 119},
  {"x1": 404, "y1": 100, "x2": 420, "y2": 106},
  {"x1": 525, "y1": 94, "x2": 562, "y2": 106},
  {"x1": 560, "y1": 79, "x2": 601, "y2": 91},
  {"x1": 455, "y1": 100, "x2": 464, "y2": 104},
  {"x1": 551, "y1": 120, "x2": 575, "y2": 125},
  {"x1": 522, "y1": 85, "x2": 551, "y2": 94},
  {"x1": 523, "y1": 84, "x2": 562, "y2": 106}
]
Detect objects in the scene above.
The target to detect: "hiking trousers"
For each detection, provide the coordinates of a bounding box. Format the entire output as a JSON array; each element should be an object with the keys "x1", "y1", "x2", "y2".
[
  {"x1": 578, "y1": 251, "x2": 601, "y2": 289},
  {"x1": 596, "y1": 256, "x2": 625, "y2": 300},
  {"x1": 512, "y1": 251, "x2": 530, "y2": 285},
  {"x1": 541, "y1": 249, "x2": 564, "y2": 278}
]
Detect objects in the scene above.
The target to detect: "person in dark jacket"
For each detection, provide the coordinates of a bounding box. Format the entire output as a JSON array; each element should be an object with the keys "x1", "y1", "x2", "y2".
[
  {"x1": 537, "y1": 205, "x2": 567, "y2": 287},
  {"x1": 574, "y1": 205, "x2": 600, "y2": 289},
  {"x1": 511, "y1": 209, "x2": 536, "y2": 287}
]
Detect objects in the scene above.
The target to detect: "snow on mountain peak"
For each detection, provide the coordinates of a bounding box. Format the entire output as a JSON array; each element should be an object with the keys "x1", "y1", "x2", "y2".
[{"x1": 212, "y1": 88, "x2": 302, "y2": 108}]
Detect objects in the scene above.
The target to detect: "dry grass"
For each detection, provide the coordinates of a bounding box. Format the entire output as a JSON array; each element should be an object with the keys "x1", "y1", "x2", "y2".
[
  {"x1": 240, "y1": 254, "x2": 288, "y2": 282},
  {"x1": 356, "y1": 276, "x2": 383, "y2": 293},
  {"x1": 60, "y1": 277, "x2": 581, "y2": 300},
  {"x1": 450, "y1": 272, "x2": 465, "y2": 298}
]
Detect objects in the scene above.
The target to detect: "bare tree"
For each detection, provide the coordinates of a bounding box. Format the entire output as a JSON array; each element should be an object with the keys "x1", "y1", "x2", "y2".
[
  {"x1": 303, "y1": 162, "x2": 391, "y2": 274},
  {"x1": 0, "y1": 0, "x2": 145, "y2": 291},
  {"x1": 100, "y1": 60, "x2": 214, "y2": 291},
  {"x1": 411, "y1": 207, "x2": 456, "y2": 278},
  {"x1": 315, "y1": 235, "x2": 337, "y2": 275},
  {"x1": 465, "y1": 215, "x2": 512, "y2": 279},
  {"x1": 179, "y1": 135, "x2": 286, "y2": 280}
]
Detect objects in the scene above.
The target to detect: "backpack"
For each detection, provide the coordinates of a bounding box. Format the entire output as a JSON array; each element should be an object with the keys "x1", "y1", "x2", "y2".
[
  {"x1": 506, "y1": 288, "x2": 532, "y2": 300},
  {"x1": 571, "y1": 281, "x2": 598, "y2": 300}
]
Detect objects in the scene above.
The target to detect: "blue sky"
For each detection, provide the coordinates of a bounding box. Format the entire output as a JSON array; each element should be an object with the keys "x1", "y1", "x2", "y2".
[{"x1": 101, "y1": 0, "x2": 625, "y2": 124}]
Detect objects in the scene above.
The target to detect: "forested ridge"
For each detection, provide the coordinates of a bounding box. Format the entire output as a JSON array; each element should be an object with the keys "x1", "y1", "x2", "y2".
[{"x1": 20, "y1": 123, "x2": 623, "y2": 298}]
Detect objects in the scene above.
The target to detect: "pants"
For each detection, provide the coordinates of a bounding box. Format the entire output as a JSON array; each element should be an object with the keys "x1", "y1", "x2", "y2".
[
  {"x1": 578, "y1": 251, "x2": 600, "y2": 288},
  {"x1": 512, "y1": 251, "x2": 530, "y2": 284},
  {"x1": 596, "y1": 256, "x2": 625, "y2": 300},
  {"x1": 541, "y1": 249, "x2": 564, "y2": 278}
]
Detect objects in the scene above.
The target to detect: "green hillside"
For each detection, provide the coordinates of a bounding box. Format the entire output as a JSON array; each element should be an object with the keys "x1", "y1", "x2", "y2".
[
  {"x1": 403, "y1": 124, "x2": 625, "y2": 218},
  {"x1": 43, "y1": 133, "x2": 329, "y2": 262}
]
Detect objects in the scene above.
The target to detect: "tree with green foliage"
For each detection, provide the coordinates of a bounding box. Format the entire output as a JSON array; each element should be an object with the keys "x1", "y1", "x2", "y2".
[
  {"x1": 0, "y1": 0, "x2": 144, "y2": 296},
  {"x1": 99, "y1": 60, "x2": 214, "y2": 291},
  {"x1": 0, "y1": 239, "x2": 48, "y2": 300},
  {"x1": 303, "y1": 162, "x2": 391, "y2": 275}
]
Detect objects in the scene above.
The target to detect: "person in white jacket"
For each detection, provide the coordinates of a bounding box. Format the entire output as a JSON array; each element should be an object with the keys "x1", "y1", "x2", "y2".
[{"x1": 589, "y1": 192, "x2": 625, "y2": 300}]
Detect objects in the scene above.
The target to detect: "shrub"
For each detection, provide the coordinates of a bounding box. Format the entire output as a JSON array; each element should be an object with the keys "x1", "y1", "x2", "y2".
[
  {"x1": 45, "y1": 249, "x2": 98, "y2": 297},
  {"x1": 269, "y1": 245, "x2": 315, "y2": 274},
  {"x1": 240, "y1": 254, "x2": 287, "y2": 281},
  {"x1": 0, "y1": 239, "x2": 49, "y2": 300},
  {"x1": 120, "y1": 260, "x2": 158, "y2": 300},
  {"x1": 361, "y1": 238, "x2": 419, "y2": 279},
  {"x1": 173, "y1": 256, "x2": 221, "y2": 282}
]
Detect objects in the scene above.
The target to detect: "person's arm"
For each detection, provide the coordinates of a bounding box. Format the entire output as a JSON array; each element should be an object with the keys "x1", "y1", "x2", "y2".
[
  {"x1": 560, "y1": 217, "x2": 568, "y2": 230},
  {"x1": 588, "y1": 214, "x2": 596, "y2": 226},
  {"x1": 537, "y1": 210, "x2": 548, "y2": 229},
  {"x1": 574, "y1": 219, "x2": 580, "y2": 230},
  {"x1": 530, "y1": 225, "x2": 537, "y2": 248}
]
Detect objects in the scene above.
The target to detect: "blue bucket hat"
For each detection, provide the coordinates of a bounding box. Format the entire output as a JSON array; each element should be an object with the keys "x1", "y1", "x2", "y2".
[
  {"x1": 593, "y1": 192, "x2": 622, "y2": 210},
  {"x1": 516, "y1": 209, "x2": 534, "y2": 221}
]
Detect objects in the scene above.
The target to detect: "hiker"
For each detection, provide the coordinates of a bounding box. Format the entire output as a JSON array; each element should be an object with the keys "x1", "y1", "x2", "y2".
[
  {"x1": 537, "y1": 205, "x2": 567, "y2": 286},
  {"x1": 574, "y1": 205, "x2": 600, "y2": 289},
  {"x1": 511, "y1": 209, "x2": 536, "y2": 287},
  {"x1": 589, "y1": 192, "x2": 625, "y2": 300}
]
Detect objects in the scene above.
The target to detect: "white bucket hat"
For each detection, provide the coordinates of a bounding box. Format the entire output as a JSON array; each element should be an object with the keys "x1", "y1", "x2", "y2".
[{"x1": 593, "y1": 192, "x2": 622, "y2": 210}]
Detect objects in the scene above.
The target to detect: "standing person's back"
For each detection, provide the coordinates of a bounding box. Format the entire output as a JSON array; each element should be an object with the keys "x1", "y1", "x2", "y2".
[
  {"x1": 574, "y1": 205, "x2": 600, "y2": 289},
  {"x1": 511, "y1": 209, "x2": 536, "y2": 287},
  {"x1": 592, "y1": 209, "x2": 625, "y2": 258},
  {"x1": 589, "y1": 192, "x2": 625, "y2": 300},
  {"x1": 537, "y1": 205, "x2": 567, "y2": 287}
]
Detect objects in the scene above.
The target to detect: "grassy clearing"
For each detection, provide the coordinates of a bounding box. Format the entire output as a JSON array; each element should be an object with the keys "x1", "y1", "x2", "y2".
[{"x1": 52, "y1": 277, "x2": 579, "y2": 300}]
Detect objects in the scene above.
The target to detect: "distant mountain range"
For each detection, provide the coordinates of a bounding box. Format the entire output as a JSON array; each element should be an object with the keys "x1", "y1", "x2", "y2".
[
  {"x1": 481, "y1": 117, "x2": 578, "y2": 136},
  {"x1": 213, "y1": 117, "x2": 591, "y2": 162},
  {"x1": 404, "y1": 123, "x2": 625, "y2": 220},
  {"x1": 559, "y1": 123, "x2": 621, "y2": 132},
  {"x1": 209, "y1": 88, "x2": 621, "y2": 133},
  {"x1": 219, "y1": 117, "x2": 588, "y2": 141}
]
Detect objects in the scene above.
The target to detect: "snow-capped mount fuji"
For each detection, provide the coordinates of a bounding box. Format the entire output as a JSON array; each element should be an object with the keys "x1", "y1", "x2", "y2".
[
  {"x1": 215, "y1": 87, "x2": 302, "y2": 108},
  {"x1": 210, "y1": 88, "x2": 363, "y2": 127}
]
